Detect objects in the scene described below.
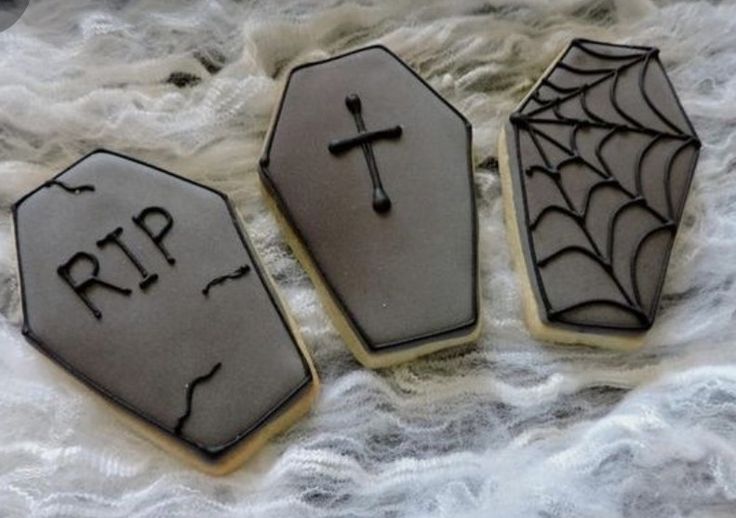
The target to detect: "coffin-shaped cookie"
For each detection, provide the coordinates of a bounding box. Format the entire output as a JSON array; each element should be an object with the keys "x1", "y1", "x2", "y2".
[
  {"x1": 499, "y1": 39, "x2": 701, "y2": 349},
  {"x1": 13, "y1": 151, "x2": 319, "y2": 474},
  {"x1": 260, "y1": 46, "x2": 480, "y2": 368}
]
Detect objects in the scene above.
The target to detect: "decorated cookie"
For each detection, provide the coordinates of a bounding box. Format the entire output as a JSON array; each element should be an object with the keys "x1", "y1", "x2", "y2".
[
  {"x1": 13, "y1": 151, "x2": 319, "y2": 474},
  {"x1": 259, "y1": 46, "x2": 480, "y2": 368},
  {"x1": 499, "y1": 39, "x2": 701, "y2": 349}
]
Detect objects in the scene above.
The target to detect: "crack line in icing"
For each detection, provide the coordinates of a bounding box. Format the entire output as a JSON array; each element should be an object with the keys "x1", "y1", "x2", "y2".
[
  {"x1": 202, "y1": 264, "x2": 250, "y2": 296},
  {"x1": 174, "y1": 362, "x2": 222, "y2": 436},
  {"x1": 43, "y1": 179, "x2": 95, "y2": 194}
]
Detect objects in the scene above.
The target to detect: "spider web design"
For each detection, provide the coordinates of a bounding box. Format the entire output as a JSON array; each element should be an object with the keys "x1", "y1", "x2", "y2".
[{"x1": 509, "y1": 39, "x2": 701, "y2": 331}]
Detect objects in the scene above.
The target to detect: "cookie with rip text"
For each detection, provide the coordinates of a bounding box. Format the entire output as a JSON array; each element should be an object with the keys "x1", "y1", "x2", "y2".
[{"x1": 13, "y1": 150, "x2": 319, "y2": 475}]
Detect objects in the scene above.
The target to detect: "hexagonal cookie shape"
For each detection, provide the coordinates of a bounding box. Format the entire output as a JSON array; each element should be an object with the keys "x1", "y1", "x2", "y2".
[
  {"x1": 260, "y1": 46, "x2": 480, "y2": 368},
  {"x1": 499, "y1": 39, "x2": 701, "y2": 349},
  {"x1": 13, "y1": 150, "x2": 318, "y2": 474}
]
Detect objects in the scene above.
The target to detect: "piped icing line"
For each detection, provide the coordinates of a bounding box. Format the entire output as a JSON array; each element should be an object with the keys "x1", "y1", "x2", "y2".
[
  {"x1": 174, "y1": 362, "x2": 222, "y2": 436},
  {"x1": 327, "y1": 93, "x2": 402, "y2": 214},
  {"x1": 43, "y1": 179, "x2": 95, "y2": 194},
  {"x1": 202, "y1": 264, "x2": 251, "y2": 296}
]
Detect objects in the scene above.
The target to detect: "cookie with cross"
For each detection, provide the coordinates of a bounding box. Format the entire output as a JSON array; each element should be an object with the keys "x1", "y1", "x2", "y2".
[
  {"x1": 13, "y1": 150, "x2": 319, "y2": 474},
  {"x1": 260, "y1": 46, "x2": 480, "y2": 368}
]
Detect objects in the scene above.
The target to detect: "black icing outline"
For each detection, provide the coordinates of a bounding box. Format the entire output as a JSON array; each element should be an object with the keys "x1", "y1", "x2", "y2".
[
  {"x1": 12, "y1": 149, "x2": 314, "y2": 463},
  {"x1": 507, "y1": 38, "x2": 701, "y2": 332},
  {"x1": 259, "y1": 45, "x2": 479, "y2": 355}
]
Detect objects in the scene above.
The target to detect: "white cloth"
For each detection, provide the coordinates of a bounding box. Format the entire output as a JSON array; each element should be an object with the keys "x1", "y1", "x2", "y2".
[{"x1": 1, "y1": 1, "x2": 735, "y2": 516}]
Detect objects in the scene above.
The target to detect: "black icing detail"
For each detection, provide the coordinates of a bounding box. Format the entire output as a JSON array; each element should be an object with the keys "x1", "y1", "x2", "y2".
[
  {"x1": 57, "y1": 251, "x2": 132, "y2": 319},
  {"x1": 132, "y1": 206, "x2": 176, "y2": 265},
  {"x1": 508, "y1": 39, "x2": 701, "y2": 331},
  {"x1": 43, "y1": 179, "x2": 95, "y2": 194},
  {"x1": 174, "y1": 362, "x2": 222, "y2": 436},
  {"x1": 96, "y1": 227, "x2": 159, "y2": 290},
  {"x1": 328, "y1": 93, "x2": 402, "y2": 214},
  {"x1": 202, "y1": 264, "x2": 251, "y2": 296}
]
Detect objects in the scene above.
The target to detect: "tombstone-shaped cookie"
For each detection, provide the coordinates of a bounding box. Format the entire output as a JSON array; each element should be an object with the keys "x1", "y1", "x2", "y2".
[
  {"x1": 499, "y1": 39, "x2": 701, "y2": 349},
  {"x1": 260, "y1": 46, "x2": 480, "y2": 368},
  {"x1": 13, "y1": 151, "x2": 319, "y2": 475}
]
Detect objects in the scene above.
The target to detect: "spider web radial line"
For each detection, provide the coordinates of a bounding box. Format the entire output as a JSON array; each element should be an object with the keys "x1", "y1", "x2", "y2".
[{"x1": 524, "y1": 53, "x2": 647, "y2": 117}]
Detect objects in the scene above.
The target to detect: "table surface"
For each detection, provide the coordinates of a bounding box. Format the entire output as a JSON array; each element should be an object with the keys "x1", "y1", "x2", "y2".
[{"x1": 1, "y1": 1, "x2": 734, "y2": 517}]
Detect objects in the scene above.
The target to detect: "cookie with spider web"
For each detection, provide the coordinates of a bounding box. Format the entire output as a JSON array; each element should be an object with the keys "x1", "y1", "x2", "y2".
[{"x1": 499, "y1": 38, "x2": 701, "y2": 349}]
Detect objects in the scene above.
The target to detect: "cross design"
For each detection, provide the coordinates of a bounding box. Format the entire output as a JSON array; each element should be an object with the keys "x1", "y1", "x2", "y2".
[{"x1": 328, "y1": 93, "x2": 402, "y2": 213}]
